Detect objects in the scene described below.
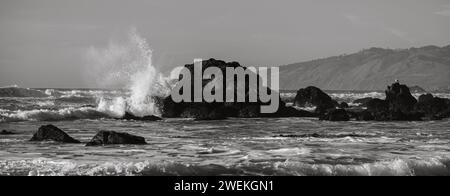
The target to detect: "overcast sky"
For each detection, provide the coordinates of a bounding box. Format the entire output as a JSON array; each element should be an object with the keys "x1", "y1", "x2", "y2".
[{"x1": 1, "y1": 0, "x2": 450, "y2": 88}]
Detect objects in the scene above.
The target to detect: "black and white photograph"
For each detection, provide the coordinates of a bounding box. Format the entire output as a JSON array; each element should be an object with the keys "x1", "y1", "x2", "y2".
[{"x1": 1, "y1": 0, "x2": 450, "y2": 182}]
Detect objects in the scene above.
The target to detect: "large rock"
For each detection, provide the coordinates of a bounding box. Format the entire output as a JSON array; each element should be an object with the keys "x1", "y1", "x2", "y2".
[
  {"x1": 158, "y1": 59, "x2": 313, "y2": 119},
  {"x1": 86, "y1": 131, "x2": 147, "y2": 146},
  {"x1": 415, "y1": 94, "x2": 450, "y2": 119},
  {"x1": 30, "y1": 125, "x2": 80, "y2": 143},
  {"x1": 294, "y1": 86, "x2": 338, "y2": 113},
  {"x1": 319, "y1": 109, "x2": 350, "y2": 121},
  {"x1": 385, "y1": 83, "x2": 417, "y2": 113}
]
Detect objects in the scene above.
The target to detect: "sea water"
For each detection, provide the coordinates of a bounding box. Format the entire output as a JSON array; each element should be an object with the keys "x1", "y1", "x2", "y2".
[{"x1": 0, "y1": 87, "x2": 449, "y2": 176}]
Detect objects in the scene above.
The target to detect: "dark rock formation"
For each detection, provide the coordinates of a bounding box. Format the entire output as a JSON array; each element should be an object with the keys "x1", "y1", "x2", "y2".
[
  {"x1": 30, "y1": 125, "x2": 80, "y2": 143},
  {"x1": 121, "y1": 112, "x2": 162, "y2": 121},
  {"x1": 353, "y1": 83, "x2": 425, "y2": 121},
  {"x1": 385, "y1": 83, "x2": 418, "y2": 113},
  {"x1": 294, "y1": 86, "x2": 338, "y2": 113},
  {"x1": 353, "y1": 97, "x2": 374, "y2": 107},
  {"x1": 0, "y1": 130, "x2": 16, "y2": 135},
  {"x1": 157, "y1": 59, "x2": 313, "y2": 119},
  {"x1": 319, "y1": 109, "x2": 350, "y2": 121},
  {"x1": 86, "y1": 131, "x2": 147, "y2": 146},
  {"x1": 415, "y1": 94, "x2": 450, "y2": 119}
]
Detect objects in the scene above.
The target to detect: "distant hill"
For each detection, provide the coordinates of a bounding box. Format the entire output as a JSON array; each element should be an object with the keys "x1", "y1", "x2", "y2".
[{"x1": 279, "y1": 45, "x2": 450, "y2": 91}]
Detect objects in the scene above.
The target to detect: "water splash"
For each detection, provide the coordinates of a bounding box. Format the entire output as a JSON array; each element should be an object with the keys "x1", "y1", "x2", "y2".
[{"x1": 85, "y1": 29, "x2": 172, "y2": 117}]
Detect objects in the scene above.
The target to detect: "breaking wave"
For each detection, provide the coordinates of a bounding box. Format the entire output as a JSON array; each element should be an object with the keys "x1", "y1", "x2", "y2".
[
  {"x1": 1, "y1": 157, "x2": 449, "y2": 176},
  {"x1": 85, "y1": 29, "x2": 173, "y2": 117}
]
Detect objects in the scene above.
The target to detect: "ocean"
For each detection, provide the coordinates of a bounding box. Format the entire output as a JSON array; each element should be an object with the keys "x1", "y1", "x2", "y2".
[{"x1": 1, "y1": 87, "x2": 449, "y2": 176}]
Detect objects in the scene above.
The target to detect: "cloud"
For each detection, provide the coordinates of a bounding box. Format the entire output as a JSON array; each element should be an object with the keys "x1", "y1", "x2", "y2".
[{"x1": 435, "y1": 4, "x2": 450, "y2": 17}]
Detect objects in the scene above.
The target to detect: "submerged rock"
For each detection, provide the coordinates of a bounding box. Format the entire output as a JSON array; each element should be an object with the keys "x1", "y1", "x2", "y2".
[
  {"x1": 121, "y1": 112, "x2": 162, "y2": 121},
  {"x1": 0, "y1": 130, "x2": 16, "y2": 135},
  {"x1": 30, "y1": 125, "x2": 80, "y2": 143},
  {"x1": 294, "y1": 86, "x2": 337, "y2": 113},
  {"x1": 86, "y1": 131, "x2": 147, "y2": 146},
  {"x1": 319, "y1": 109, "x2": 350, "y2": 121}
]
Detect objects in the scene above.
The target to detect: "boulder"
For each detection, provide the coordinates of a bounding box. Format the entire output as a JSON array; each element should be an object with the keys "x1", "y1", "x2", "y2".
[
  {"x1": 121, "y1": 112, "x2": 162, "y2": 121},
  {"x1": 86, "y1": 131, "x2": 147, "y2": 146},
  {"x1": 294, "y1": 86, "x2": 338, "y2": 112},
  {"x1": 319, "y1": 109, "x2": 350, "y2": 121},
  {"x1": 30, "y1": 125, "x2": 80, "y2": 143}
]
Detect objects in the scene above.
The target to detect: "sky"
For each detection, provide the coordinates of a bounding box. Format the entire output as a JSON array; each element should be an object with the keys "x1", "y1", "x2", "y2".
[{"x1": 1, "y1": 0, "x2": 450, "y2": 88}]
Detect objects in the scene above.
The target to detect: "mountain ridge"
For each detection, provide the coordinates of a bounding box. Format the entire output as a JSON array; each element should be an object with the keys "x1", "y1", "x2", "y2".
[{"x1": 279, "y1": 45, "x2": 450, "y2": 91}]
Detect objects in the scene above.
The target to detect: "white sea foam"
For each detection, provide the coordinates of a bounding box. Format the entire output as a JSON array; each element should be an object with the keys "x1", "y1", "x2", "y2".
[{"x1": 1, "y1": 156, "x2": 449, "y2": 176}]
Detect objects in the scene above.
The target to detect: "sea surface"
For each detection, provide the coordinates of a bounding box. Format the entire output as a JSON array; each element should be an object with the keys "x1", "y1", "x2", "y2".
[{"x1": 1, "y1": 86, "x2": 450, "y2": 176}]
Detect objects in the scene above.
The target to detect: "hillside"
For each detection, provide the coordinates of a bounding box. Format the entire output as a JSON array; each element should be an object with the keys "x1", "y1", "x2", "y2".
[{"x1": 279, "y1": 45, "x2": 450, "y2": 91}]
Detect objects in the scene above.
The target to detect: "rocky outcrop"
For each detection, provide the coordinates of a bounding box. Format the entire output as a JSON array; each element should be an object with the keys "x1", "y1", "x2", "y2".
[
  {"x1": 86, "y1": 131, "x2": 147, "y2": 146},
  {"x1": 158, "y1": 59, "x2": 313, "y2": 119},
  {"x1": 385, "y1": 83, "x2": 418, "y2": 113},
  {"x1": 30, "y1": 125, "x2": 80, "y2": 143},
  {"x1": 319, "y1": 109, "x2": 350, "y2": 121},
  {"x1": 294, "y1": 86, "x2": 338, "y2": 113},
  {"x1": 358, "y1": 83, "x2": 423, "y2": 121},
  {"x1": 415, "y1": 94, "x2": 450, "y2": 120}
]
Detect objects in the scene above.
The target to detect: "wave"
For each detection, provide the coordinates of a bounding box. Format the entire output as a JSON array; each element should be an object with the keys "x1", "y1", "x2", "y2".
[
  {"x1": 0, "y1": 86, "x2": 48, "y2": 98},
  {"x1": 0, "y1": 107, "x2": 109, "y2": 122},
  {"x1": 1, "y1": 157, "x2": 449, "y2": 176}
]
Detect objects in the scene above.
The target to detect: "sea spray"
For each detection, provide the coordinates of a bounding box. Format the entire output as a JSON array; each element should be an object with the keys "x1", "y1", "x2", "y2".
[{"x1": 85, "y1": 29, "x2": 172, "y2": 117}]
